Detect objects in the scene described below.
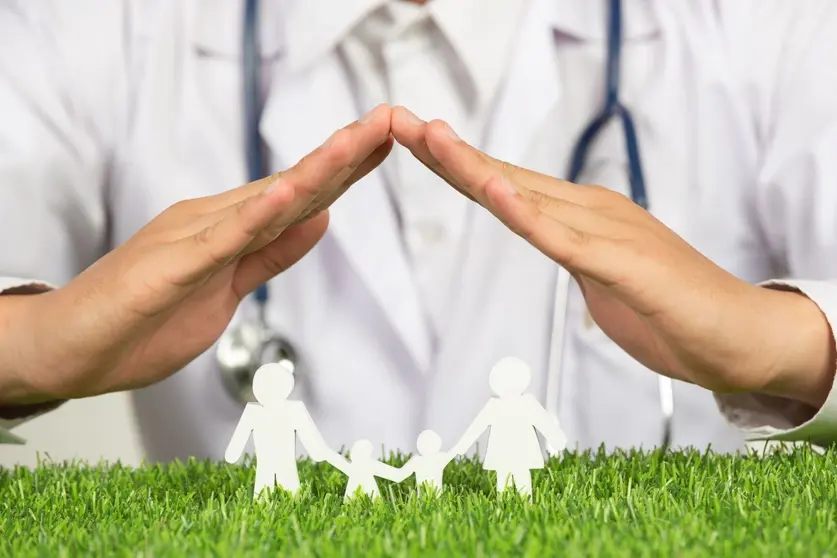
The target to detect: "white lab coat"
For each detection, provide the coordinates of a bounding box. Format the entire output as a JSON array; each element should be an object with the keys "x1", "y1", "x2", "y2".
[{"x1": 2, "y1": 0, "x2": 837, "y2": 460}]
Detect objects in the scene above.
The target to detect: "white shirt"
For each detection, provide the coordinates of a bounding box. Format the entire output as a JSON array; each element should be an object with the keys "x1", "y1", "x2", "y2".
[
  {"x1": 279, "y1": 0, "x2": 670, "y2": 450},
  {"x1": 315, "y1": 0, "x2": 522, "y2": 351}
]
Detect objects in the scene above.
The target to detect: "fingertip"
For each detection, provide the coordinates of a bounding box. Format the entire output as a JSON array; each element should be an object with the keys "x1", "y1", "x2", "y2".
[
  {"x1": 391, "y1": 106, "x2": 425, "y2": 145},
  {"x1": 359, "y1": 104, "x2": 393, "y2": 144},
  {"x1": 374, "y1": 102, "x2": 393, "y2": 120},
  {"x1": 392, "y1": 105, "x2": 425, "y2": 126},
  {"x1": 359, "y1": 103, "x2": 391, "y2": 125}
]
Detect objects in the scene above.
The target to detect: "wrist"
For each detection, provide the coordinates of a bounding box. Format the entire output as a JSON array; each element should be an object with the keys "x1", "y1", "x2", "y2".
[
  {"x1": 0, "y1": 291, "x2": 61, "y2": 406},
  {"x1": 757, "y1": 286, "x2": 836, "y2": 408}
]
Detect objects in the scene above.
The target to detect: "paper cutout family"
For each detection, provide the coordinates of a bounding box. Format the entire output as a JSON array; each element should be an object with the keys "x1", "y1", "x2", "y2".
[{"x1": 225, "y1": 357, "x2": 568, "y2": 501}]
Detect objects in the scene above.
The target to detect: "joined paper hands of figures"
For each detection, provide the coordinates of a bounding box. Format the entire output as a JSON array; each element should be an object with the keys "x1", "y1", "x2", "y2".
[{"x1": 225, "y1": 357, "x2": 568, "y2": 501}]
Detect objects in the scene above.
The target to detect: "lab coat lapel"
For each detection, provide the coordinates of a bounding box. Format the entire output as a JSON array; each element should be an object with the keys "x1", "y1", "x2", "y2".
[
  {"x1": 260, "y1": 57, "x2": 432, "y2": 372},
  {"x1": 481, "y1": 0, "x2": 562, "y2": 164},
  {"x1": 182, "y1": 0, "x2": 287, "y2": 192},
  {"x1": 483, "y1": 0, "x2": 664, "y2": 168}
]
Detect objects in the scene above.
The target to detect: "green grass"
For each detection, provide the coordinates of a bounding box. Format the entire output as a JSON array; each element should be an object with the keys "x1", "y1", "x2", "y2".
[{"x1": 2, "y1": 447, "x2": 836, "y2": 557}]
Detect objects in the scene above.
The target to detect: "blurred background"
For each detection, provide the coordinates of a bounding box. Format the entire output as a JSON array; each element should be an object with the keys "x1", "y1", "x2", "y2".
[{"x1": 1, "y1": 395, "x2": 143, "y2": 467}]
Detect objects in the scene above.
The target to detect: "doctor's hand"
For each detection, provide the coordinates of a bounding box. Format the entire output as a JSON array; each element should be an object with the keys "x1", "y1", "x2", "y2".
[
  {"x1": 391, "y1": 107, "x2": 836, "y2": 410},
  {"x1": 0, "y1": 105, "x2": 394, "y2": 406}
]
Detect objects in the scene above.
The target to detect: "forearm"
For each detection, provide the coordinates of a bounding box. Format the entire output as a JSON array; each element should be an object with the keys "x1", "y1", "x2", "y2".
[
  {"x1": 0, "y1": 292, "x2": 64, "y2": 425},
  {"x1": 0, "y1": 294, "x2": 36, "y2": 400}
]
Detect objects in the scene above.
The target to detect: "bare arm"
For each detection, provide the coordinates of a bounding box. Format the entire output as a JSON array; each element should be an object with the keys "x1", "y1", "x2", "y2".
[{"x1": 224, "y1": 404, "x2": 257, "y2": 463}]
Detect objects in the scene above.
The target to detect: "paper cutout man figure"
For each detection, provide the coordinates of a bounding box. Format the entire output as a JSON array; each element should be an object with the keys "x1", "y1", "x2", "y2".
[
  {"x1": 451, "y1": 356, "x2": 568, "y2": 496},
  {"x1": 328, "y1": 439, "x2": 405, "y2": 501},
  {"x1": 397, "y1": 430, "x2": 456, "y2": 495},
  {"x1": 224, "y1": 363, "x2": 332, "y2": 498}
]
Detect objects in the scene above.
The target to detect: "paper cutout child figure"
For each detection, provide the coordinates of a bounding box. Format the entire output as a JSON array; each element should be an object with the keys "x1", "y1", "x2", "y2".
[
  {"x1": 224, "y1": 363, "x2": 332, "y2": 498},
  {"x1": 328, "y1": 439, "x2": 405, "y2": 502},
  {"x1": 451, "y1": 356, "x2": 568, "y2": 496},
  {"x1": 396, "y1": 430, "x2": 456, "y2": 495}
]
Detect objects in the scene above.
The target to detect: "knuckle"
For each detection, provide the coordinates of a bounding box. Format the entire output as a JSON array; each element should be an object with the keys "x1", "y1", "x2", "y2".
[
  {"x1": 499, "y1": 160, "x2": 519, "y2": 178},
  {"x1": 529, "y1": 190, "x2": 549, "y2": 206},
  {"x1": 587, "y1": 184, "x2": 629, "y2": 205},
  {"x1": 234, "y1": 199, "x2": 264, "y2": 237},
  {"x1": 566, "y1": 226, "x2": 590, "y2": 248},
  {"x1": 259, "y1": 253, "x2": 289, "y2": 277},
  {"x1": 585, "y1": 184, "x2": 612, "y2": 198},
  {"x1": 292, "y1": 152, "x2": 319, "y2": 180},
  {"x1": 193, "y1": 224, "x2": 213, "y2": 248},
  {"x1": 164, "y1": 199, "x2": 192, "y2": 217},
  {"x1": 295, "y1": 150, "x2": 314, "y2": 168},
  {"x1": 261, "y1": 171, "x2": 284, "y2": 190},
  {"x1": 323, "y1": 130, "x2": 354, "y2": 166},
  {"x1": 193, "y1": 225, "x2": 227, "y2": 267},
  {"x1": 233, "y1": 198, "x2": 249, "y2": 219},
  {"x1": 524, "y1": 189, "x2": 559, "y2": 211},
  {"x1": 426, "y1": 119, "x2": 449, "y2": 138}
]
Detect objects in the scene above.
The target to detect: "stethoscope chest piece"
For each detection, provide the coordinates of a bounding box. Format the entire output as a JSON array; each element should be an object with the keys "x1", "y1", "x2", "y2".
[{"x1": 216, "y1": 319, "x2": 301, "y2": 404}]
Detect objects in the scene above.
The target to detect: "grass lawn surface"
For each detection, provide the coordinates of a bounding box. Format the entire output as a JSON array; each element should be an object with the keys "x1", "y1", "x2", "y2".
[{"x1": 2, "y1": 447, "x2": 836, "y2": 557}]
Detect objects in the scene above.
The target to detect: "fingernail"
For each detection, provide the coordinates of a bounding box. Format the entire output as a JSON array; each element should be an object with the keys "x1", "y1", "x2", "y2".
[
  {"x1": 263, "y1": 179, "x2": 281, "y2": 195},
  {"x1": 501, "y1": 176, "x2": 518, "y2": 196},
  {"x1": 445, "y1": 123, "x2": 461, "y2": 142},
  {"x1": 401, "y1": 108, "x2": 424, "y2": 126},
  {"x1": 359, "y1": 106, "x2": 378, "y2": 125}
]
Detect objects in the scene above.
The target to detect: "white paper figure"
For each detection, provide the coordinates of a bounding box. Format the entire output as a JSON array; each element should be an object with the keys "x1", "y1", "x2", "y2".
[
  {"x1": 328, "y1": 439, "x2": 405, "y2": 502},
  {"x1": 397, "y1": 430, "x2": 456, "y2": 495},
  {"x1": 224, "y1": 363, "x2": 332, "y2": 499},
  {"x1": 451, "y1": 356, "x2": 568, "y2": 496}
]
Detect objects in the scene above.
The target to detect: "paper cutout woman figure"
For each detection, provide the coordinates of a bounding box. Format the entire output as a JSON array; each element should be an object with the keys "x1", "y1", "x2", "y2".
[
  {"x1": 451, "y1": 356, "x2": 568, "y2": 496},
  {"x1": 397, "y1": 430, "x2": 456, "y2": 495},
  {"x1": 224, "y1": 363, "x2": 332, "y2": 498},
  {"x1": 328, "y1": 439, "x2": 405, "y2": 501}
]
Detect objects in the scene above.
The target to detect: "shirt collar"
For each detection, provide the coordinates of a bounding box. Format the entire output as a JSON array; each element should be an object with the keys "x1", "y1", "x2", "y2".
[
  {"x1": 284, "y1": 0, "x2": 660, "y2": 72},
  {"x1": 284, "y1": 0, "x2": 387, "y2": 72},
  {"x1": 285, "y1": 0, "x2": 527, "y2": 110},
  {"x1": 430, "y1": 0, "x2": 529, "y2": 111}
]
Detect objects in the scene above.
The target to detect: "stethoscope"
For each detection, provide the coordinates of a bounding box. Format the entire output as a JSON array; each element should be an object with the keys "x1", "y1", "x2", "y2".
[
  {"x1": 215, "y1": 0, "x2": 302, "y2": 404},
  {"x1": 217, "y1": 0, "x2": 674, "y2": 449}
]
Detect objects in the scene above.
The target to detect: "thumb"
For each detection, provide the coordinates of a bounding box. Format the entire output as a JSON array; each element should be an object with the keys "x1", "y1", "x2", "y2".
[{"x1": 231, "y1": 212, "x2": 329, "y2": 299}]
